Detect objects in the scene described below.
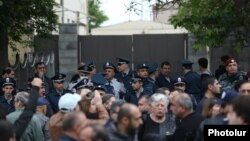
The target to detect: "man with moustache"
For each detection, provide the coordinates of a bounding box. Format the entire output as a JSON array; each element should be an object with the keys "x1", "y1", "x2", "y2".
[{"x1": 109, "y1": 103, "x2": 143, "y2": 141}]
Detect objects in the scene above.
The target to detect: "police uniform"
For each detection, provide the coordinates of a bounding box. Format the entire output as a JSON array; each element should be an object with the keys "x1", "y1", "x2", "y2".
[
  {"x1": 0, "y1": 77, "x2": 16, "y2": 114},
  {"x1": 46, "y1": 73, "x2": 72, "y2": 113},
  {"x1": 103, "y1": 62, "x2": 126, "y2": 99},
  {"x1": 147, "y1": 64, "x2": 159, "y2": 93},
  {"x1": 219, "y1": 58, "x2": 248, "y2": 92},
  {"x1": 181, "y1": 60, "x2": 202, "y2": 102},
  {"x1": 137, "y1": 63, "x2": 154, "y2": 95},
  {"x1": 115, "y1": 57, "x2": 135, "y2": 94}
]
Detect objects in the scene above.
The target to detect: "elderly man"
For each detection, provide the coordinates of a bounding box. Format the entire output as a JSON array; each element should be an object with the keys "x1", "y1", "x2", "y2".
[{"x1": 7, "y1": 91, "x2": 44, "y2": 141}]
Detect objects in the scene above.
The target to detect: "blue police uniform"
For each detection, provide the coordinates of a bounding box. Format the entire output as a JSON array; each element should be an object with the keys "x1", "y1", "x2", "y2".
[
  {"x1": 46, "y1": 73, "x2": 72, "y2": 113},
  {"x1": 181, "y1": 60, "x2": 202, "y2": 102}
]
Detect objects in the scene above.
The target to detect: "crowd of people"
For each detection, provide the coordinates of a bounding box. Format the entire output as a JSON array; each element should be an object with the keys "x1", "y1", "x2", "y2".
[{"x1": 0, "y1": 55, "x2": 250, "y2": 141}]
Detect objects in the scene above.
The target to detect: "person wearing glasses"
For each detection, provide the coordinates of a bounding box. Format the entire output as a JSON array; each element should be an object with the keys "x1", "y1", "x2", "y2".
[{"x1": 47, "y1": 73, "x2": 72, "y2": 113}]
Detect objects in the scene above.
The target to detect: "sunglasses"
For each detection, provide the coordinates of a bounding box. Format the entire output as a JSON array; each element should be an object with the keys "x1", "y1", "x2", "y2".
[{"x1": 240, "y1": 89, "x2": 250, "y2": 93}]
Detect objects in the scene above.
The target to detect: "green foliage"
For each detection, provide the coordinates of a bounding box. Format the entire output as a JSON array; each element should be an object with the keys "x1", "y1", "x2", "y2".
[
  {"x1": 88, "y1": 0, "x2": 108, "y2": 29},
  {"x1": 0, "y1": 0, "x2": 58, "y2": 49},
  {"x1": 170, "y1": 0, "x2": 250, "y2": 51}
]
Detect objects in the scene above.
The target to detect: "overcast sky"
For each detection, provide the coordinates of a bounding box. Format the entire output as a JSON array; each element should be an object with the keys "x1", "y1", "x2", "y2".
[{"x1": 100, "y1": 0, "x2": 152, "y2": 26}]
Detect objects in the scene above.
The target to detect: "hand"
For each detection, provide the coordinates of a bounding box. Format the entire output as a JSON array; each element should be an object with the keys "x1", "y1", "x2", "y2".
[{"x1": 31, "y1": 78, "x2": 43, "y2": 87}]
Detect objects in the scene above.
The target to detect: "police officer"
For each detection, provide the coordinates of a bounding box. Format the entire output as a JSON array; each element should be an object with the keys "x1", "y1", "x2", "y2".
[
  {"x1": 46, "y1": 73, "x2": 71, "y2": 113},
  {"x1": 219, "y1": 58, "x2": 248, "y2": 92},
  {"x1": 116, "y1": 57, "x2": 134, "y2": 94},
  {"x1": 136, "y1": 63, "x2": 154, "y2": 95},
  {"x1": 181, "y1": 60, "x2": 202, "y2": 103},
  {"x1": 0, "y1": 77, "x2": 16, "y2": 114},
  {"x1": 148, "y1": 63, "x2": 159, "y2": 93},
  {"x1": 103, "y1": 62, "x2": 125, "y2": 99}
]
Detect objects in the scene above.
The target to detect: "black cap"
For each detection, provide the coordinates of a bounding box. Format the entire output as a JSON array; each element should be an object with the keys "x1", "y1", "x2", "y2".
[
  {"x1": 116, "y1": 57, "x2": 130, "y2": 64},
  {"x1": 94, "y1": 85, "x2": 107, "y2": 92},
  {"x1": 73, "y1": 78, "x2": 89, "y2": 89},
  {"x1": 173, "y1": 77, "x2": 186, "y2": 85},
  {"x1": 87, "y1": 61, "x2": 96, "y2": 68},
  {"x1": 136, "y1": 63, "x2": 148, "y2": 70},
  {"x1": 103, "y1": 62, "x2": 116, "y2": 70},
  {"x1": 181, "y1": 60, "x2": 194, "y2": 66},
  {"x1": 78, "y1": 65, "x2": 91, "y2": 73},
  {"x1": 148, "y1": 63, "x2": 158, "y2": 74},
  {"x1": 2, "y1": 77, "x2": 15, "y2": 87},
  {"x1": 91, "y1": 73, "x2": 108, "y2": 85},
  {"x1": 51, "y1": 73, "x2": 66, "y2": 83},
  {"x1": 131, "y1": 75, "x2": 143, "y2": 83}
]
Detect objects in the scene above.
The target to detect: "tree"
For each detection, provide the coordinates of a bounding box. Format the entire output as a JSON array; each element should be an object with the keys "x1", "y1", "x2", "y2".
[
  {"x1": 0, "y1": 0, "x2": 58, "y2": 69},
  {"x1": 88, "y1": 0, "x2": 108, "y2": 30},
  {"x1": 128, "y1": 0, "x2": 250, "y2": 51},
  {"x1": 170, "y1": 0, "x2": 250, "y2": 51}
]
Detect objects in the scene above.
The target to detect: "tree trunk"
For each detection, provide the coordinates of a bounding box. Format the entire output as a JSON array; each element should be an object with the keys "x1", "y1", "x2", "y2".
[{"x1": 0, "y1": 25, "x2": 9, "y2": 71}]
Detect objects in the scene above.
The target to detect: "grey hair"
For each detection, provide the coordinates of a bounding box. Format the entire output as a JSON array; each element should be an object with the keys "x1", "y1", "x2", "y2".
[
  {"x1": 15, "y1": 91, "x2": 30, "y2": 106},
  {"x1": 177, "y1": 93, "x2": 193, "y2": 110},
  {"x1": 149, "y1": 93, "x2": 169, "y2": 107}
]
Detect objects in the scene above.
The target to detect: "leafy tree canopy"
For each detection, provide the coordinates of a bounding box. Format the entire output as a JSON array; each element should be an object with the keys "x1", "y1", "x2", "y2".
[
  {"x1": 88, "y1": 0, "x2": 108, "y2": 29},
  {"x1": 128, "y1": 0, "x2": 250, "y2": 51},
  {"x1": 0, "y1": 0, "x2": 58, "y2": 46}
]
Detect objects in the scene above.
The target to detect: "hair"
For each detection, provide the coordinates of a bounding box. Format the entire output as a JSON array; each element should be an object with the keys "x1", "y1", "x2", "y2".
[
  {"x1": 2, "y1": 67, "x2": 14, "y2": 75},
  {"x1": 220, "y1": 55, "x2": 230, "y2": 63},
  {"x1": 62, "y1": 111, "x2": 84, "y2": 131},
  {"x1": 102, "y1": 94, "x2": 115, "y2": 105},
  {"x1": 0, "y1": 120, "x2": 15, "y2": 141},
  {"x1": 198, "y1": 58, "x2": 208, "y2": 68},
  {"x1": 15, "y1": 91, "x2": 30, "y2": 106},
  {"x1": 183, "y1": 65, "x2": 192, "y2": 69},
  {"x1": 155, "y1": 87, "x2": 170, "y2": 95},
  {"x1": 149, "y1": 93, "x2": 169, "y2": 108},
  {"x1": 202, "y1": 98, "x2": 216, "y2": 118},
  {"x1": 176, "y1": 93, "x2": 193, "y2": 110},
  {"x1": 138, "y1": 94, "x2": 150, "y2": 102},
  {"x1": 117, "y1": 103, "x2": 134, "y2": 123},
  {"x1": 91, "y1": 125, "x2": 110, "y2": 141},
  {"x1": 110, "y1": 100, "x2": 125, "y2": 113},
  {"x1": 202, "y1": 76, "x2": 217, "y2": 92},
  {"x1": 231, "y1": 95, "x2": 250, "y2": 124},
  {"x1": 161, "y1": 61, "x2": 171, "y2": 68},
  {"x1": 35, "y1": 61, "x2": 45, "y2": 69}
]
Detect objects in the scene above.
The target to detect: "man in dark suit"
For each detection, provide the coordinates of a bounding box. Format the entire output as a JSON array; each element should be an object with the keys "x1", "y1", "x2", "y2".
[{"x1": 156, "y1": 61, "x2": 174, "y2": 91}]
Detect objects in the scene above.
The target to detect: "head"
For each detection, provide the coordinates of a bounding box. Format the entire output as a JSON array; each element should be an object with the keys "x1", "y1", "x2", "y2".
[
  {"x1": 78, "y1": 65, "x2": 91, "y2": 79},
  {"x1": 225, "y1": 58, "x2": 238, "y2": 75},
  {"x1": 14, "y1": 91, "x2": 30, "y2": 109},
  {"x1": 131, "y1": 78, "x2": 143, "y2": 91},
  {"x1": 2, "y1": 67, "x2": 15, "y2": 79},
  {"x1": 220, "y1": 55, "x2": 230, "y2": 65},
  {"x1": 160, "y1": 61, "x2": 171, "y2": 76},
  {"x1": 149, "y1": 93, "x2": 169, "y2": 119},
  {"x1": 203, "y1": 76, "x2": 221, "y2": 96},
  {"x1": 202, "y1": 98, "x2": 222, "y2": 118},
  {"x1": 117, "y1": 63, "x2": 129, "y2": 73},
  {"x1": 181, "y1": 60, "x2": 194, "y2": 74},
  {"x1": 136, "y1": 64, "x2": 148, "y2": 79},
  {"x1": 117, "y1": 103, "x2": 142, "y2": 136},
  {"x1": 170, "y1": 93, "x2": 193, "y2": 119},
  {"x1": 36, "y1": 97, "x2": 48, "y2": 114},
  {"x1": 2, "y1": 85, "x2": 14, "y2": 98},
  {"x1": 35, "y1": 62, "x2": 46, "y2": 76},
  {"x1": 110, "y1": 100, "x2": 125, "y2": 122},
  {"x1": 138, "y1": 95, "x2": 150, "y2": 113},
  {"x1": 104, "y1": 68, "x2": 115, "y2": 81},
  {"x1": 0, "y1": 120, "x2": 15, "y2": 141},
  {"x1": 238, "y1": 81, "x2": 250, "y2": 96},
  {"x1": 155, "y1": 87, "x2": 170, "y2": 97},
  {"x1": 102, "y1": 94, "x2": 115, "y2": 111},
  {"x1": 59, "y1": 93, "x2": 82, "y2": 113},
  {"x1": 198, "y1": 57, "x2": 208, "y2": 70},
  {"x1": 52, "y1": 73, "x2": 66, "y2": 92},
  {"x1": 79, "y1": 125, "x2": 109, "y2": 141},
  {"x1": 227, "y1": 95, "x2": 250, "y2": 125},
  {"x1": 174, "y1": 77, "x2": 186, "y2": 92},
  {"x1": 62, "y1": 111, "x2": 88, "y2": 139},
  {"x1": 39, "y1": 83, "x2": 46, "y2": 97}
]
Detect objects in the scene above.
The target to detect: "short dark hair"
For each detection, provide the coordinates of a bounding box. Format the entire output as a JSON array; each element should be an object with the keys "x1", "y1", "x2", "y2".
[
  {"x1": 0, "y1": 120, "x2": 15, "y2": 141},
  {"x1": 2, "y1": 67, "x2": 14, "y2": 75},
  {"x1": 220, "y1": 55, "x2": 230, "y2": 63},
  {"x1": 231, "y1": 95, "x2": 250, "y2": 124},
  {"x1": 62, "y1": 111, "x2": 83, "y2": 131},
  {"x1": 155, "y1": 87, "x2": 169, "y2": 94},
  {"x1": 203, "y1": 76, "x2": 217, "y2": 92},
  {"x1": 35, "y1": 61, "x2": 45, "y2": 69},
  {"x1": 110, "y1": 100, "x2": 125, "y2": 113},
  {"x1": 161, "y1": 61, "x2": 171, "y2": 68},
  {"x1": 91, "y1": 125, "x2": 110, "y2": 141},
  {"x1": 198, "y1": 58, "x2": 208, "y2": 68}
]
